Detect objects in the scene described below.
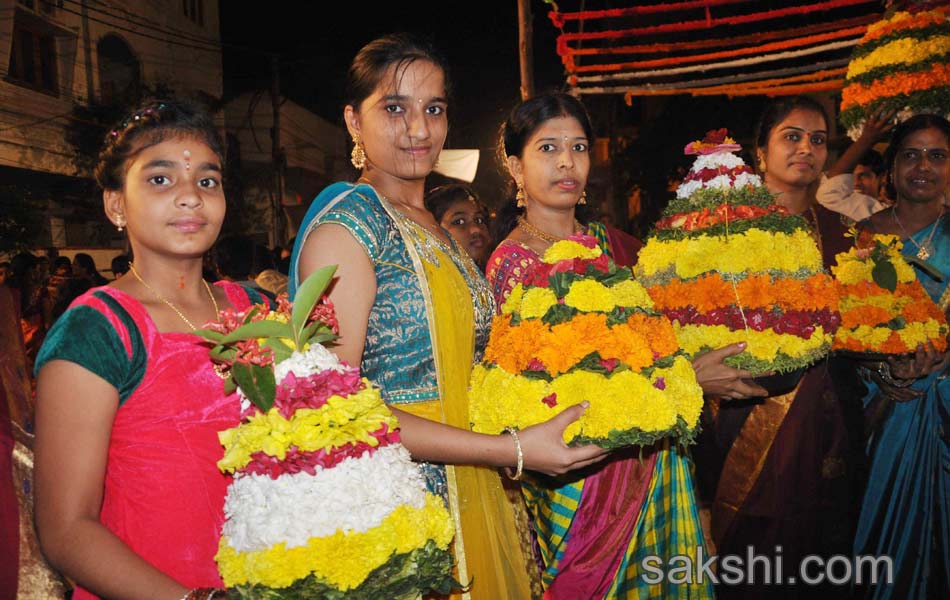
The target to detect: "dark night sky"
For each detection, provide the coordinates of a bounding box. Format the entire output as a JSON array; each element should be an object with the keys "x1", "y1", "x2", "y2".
[
  {"x1": 219, "y1": 1, "x2": 568, "y2": 201},
  {"x1": 218, "y1": 1, "x2": 880, "y2": 231}
]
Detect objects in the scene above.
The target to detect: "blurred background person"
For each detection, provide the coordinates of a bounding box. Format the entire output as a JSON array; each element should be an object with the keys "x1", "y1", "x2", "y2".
[
  {"x1": 73, "y1": 253, "x2": 109, "y2": 287},
  {"x1": 816, "y1": 108, "x2": 893, "y2": 221},
  {"x1": 110, "y1": 254, "x2": 131, "y2": 280},
  {"x1": 425, "y1": 183, "x2": 491, "y2": 268}
]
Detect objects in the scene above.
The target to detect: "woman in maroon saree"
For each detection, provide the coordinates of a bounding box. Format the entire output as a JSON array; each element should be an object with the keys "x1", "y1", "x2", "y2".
[{"x1": 695, "y1": 96, "x2": 866, "y2": 599}]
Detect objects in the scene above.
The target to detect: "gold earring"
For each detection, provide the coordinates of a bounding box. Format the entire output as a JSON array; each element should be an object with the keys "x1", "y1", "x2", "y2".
[
  {"x1": 757, "y1": 154, "x2": 767, "y2": 173},
  {"x1": 351, "y1": 135, "x2": 366, "y2": 169},
  {"x1": 578, "y1": 190, "x2": 587, "y2": 205},
  {"x1": 115, "y1": 216, "x2": 125, "y2": 232},
  {"x1": 516, "y1": 184, "x2": 526, "y2": 208}
]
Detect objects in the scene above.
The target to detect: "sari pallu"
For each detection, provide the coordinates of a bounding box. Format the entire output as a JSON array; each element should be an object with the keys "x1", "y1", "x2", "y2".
[
  {"x1": 487, "y1": 223, "x2": 713, "y2": 599},
  {"x1": 853, "y1": 215, "x2": 950, "y2": 600}
]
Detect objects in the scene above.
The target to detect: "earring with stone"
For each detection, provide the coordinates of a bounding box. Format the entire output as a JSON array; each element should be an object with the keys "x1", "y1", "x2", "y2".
[{"x1": 350, "y1": 134, "x2": 366, "y2": 169}]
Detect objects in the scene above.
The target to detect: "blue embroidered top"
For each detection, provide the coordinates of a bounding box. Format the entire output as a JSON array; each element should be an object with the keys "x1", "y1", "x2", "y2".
[{"x1": 289, "y1": 183, "x2": 493, "y2": 406}]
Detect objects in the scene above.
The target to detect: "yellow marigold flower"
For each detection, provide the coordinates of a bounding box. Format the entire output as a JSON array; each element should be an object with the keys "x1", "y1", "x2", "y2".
[
  {"x1": 653, "y1": 355, "x2": 704, "y2": 428},
  {"x1": 565, "y1": 279, "x2": 616, "y2": 312},
  {"x1": 847, "y1": 35, "x2": 950, "y2": 79},
  {"x1": 832, "y1": 257, "x2": 874, "y2": 285},
  {"x1": 502, "y1": 283, "x2": 524, "y2": 315},
  {"x1": 520, "y1": 287, "x2": 558, "y2": 320},
  {"x1": 543, "y1": 239, "x2": 602, "y2": 263},
  {"x1": 610, "y1": 279, "x2": 655, "y2": 310},
  {"x1": 217, "y1": 494, "x2": 453, "y2": 589}
]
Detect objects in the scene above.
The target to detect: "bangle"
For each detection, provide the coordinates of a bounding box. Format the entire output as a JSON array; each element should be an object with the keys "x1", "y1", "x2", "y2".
[
  {"x1": 179, "y1": 588, "x2": 227, "y2": 600},
  {"x1": 877, "y1": 362, "x2": 915, "y2": 388},
  {"x1": 503, "y1": 427, "x2": 523, "y2": 481}
]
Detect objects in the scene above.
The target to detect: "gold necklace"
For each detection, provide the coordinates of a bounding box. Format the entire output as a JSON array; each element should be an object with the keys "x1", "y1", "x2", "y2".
[
  {"x1": 128, "y1": 263, "x2": 219, "y2": 331},
  {"x1": 892, "y1": 207, "x2": 942, "y2": 260},
  {"x1": 517, "y1": 215, "x2": 585, "y2": 244}
]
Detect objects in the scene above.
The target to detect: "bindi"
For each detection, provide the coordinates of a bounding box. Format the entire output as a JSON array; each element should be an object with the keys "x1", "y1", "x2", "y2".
[{"x1": 183, "y1": 149, "x2": 192, "y2": 171}]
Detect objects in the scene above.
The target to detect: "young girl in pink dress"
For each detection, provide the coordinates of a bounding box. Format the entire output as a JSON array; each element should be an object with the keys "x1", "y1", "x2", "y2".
[{"x1": 33, "y1": 101, "x2": 266, "y2": 600}]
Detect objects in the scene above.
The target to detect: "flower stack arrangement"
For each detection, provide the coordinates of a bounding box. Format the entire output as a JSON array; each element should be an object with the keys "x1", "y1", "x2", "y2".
[
  {"x1": 832, "y1": 231, "x2": 948, "y2": 356},
  {"x1": 634, "y1": 130, "x2": 841, "y2": 376},
  {"x1": 196, "y1": 267, "x2": 456, "y2": 599},
  {"x1": 840, "y1": 4, "x2": 950, "y2": 140},
  {"x1": 469, "y1": 235, "x2": 704, "y2": 449}
]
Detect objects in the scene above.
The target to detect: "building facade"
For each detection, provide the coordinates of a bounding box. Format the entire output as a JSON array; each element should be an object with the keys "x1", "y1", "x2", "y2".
[{"x1": 0, "y1": 0, "x2": 223, "y2": 250}]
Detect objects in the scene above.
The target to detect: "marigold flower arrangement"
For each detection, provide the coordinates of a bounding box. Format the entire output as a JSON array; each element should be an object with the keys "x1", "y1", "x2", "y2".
[
  {"x1": 196, "y1": 267, "x2": 456, "y2": 599},
  {"x1": 832, "y1": 231, "x2": 948, "y2": 355},
  {"x1": 840, "y1": 4, "x2": 950, "y2": 140},
  {"x1": 634, "y1": 130, "x2": 841, "y2": 375},
  {"x1": 469, "y1": 234, "x2": 704, "y2": 449}
]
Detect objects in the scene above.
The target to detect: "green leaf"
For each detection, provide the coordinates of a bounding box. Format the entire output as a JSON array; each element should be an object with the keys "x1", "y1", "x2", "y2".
[
  {"x1": 541, "y1": 303, "x2": 577, "y2": 325},
  {"x1": 223, "y1": 376, "x2": 237, "y2": 395},
  {"x1": 209, "y1": 345, "x2": 236, "y2": 361},
  {"x1": 231, "y1": 362, "x2": 276, "y2": 412},
  {"x1": 192, "y1": 328, "x2": 224, "y2": 343},
  {"x1": 906, "y1": 255, "x2": 944, "y2": 282},
  {"x1": 549, "y1": 271, "x2": 574, "y2": 297},
  {"x1": 292, "y1": 265, "x2": 338, "y2": 345},
  {"x1": 261, "y1": 338, "x2": 293, "y2": 363},
  {"x1": 299, "y1": 321, "x2": 338, "y2": 347},
  {"x1": 872, "y1": 258, "x2": 898, "y2": 292},
  {"x1": 220, "y1": 320, "x2": 291, "y2": 344}
]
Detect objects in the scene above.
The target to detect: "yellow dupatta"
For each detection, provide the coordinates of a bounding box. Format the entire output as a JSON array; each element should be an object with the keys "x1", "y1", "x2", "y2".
[{"x1": 394, "y1": 220, "x2": 533, "y2": 600}]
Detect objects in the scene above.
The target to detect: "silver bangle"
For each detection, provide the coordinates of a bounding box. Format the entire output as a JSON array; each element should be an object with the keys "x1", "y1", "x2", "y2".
[
  {"x1": 877, "y1": 362, "x2": 915, "y2": 388},
  {"x1": 503, "y1": 427, "x2": 523, "y2": 481}
]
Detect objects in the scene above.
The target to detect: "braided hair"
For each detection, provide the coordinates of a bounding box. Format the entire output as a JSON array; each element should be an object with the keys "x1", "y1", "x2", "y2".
[{"x1": 95, "y1": 99, "x2": 224, "y2": 191}]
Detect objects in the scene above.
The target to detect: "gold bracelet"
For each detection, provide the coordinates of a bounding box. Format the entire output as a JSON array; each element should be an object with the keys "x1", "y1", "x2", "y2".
[{"x1": 503, "y1": 427, "x2": 524, "y2": 481}]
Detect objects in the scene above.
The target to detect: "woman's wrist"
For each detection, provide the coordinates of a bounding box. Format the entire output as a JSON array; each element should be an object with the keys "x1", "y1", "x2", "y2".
[
  {"x1": 876, "y1": 361, "x2": 915, "y2": 388},
  {"x1": 178, "y1": 588, "x2": 226, "y2": 600},
  {"x1": 502, "y1": 427, "x2": 524, "y2": 480}
]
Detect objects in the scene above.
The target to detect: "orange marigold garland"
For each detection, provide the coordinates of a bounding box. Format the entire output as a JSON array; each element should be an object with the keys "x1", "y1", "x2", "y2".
[
  {"x1": 840, "y1": 5, "x2": 950, "y2": 139},
  {"x1": 470, "y1": 234, "x2": 703, "y2": 449},
  {"x1": 832, "y1": 232, "x2": 948, "y2": 355}
]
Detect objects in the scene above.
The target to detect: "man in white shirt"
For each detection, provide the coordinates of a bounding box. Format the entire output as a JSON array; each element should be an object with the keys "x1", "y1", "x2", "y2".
[{"x1": 816, "y1": 111, "x2": 892, "y2": 222}]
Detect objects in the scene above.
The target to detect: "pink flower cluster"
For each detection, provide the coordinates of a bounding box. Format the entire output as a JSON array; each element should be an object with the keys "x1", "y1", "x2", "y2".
[
  {"x1": 273, "y1": 368, "x2": 364, "y2": 419},
  {"x1": 243, "y1": 423, "x2": 401, "y2": 479}
]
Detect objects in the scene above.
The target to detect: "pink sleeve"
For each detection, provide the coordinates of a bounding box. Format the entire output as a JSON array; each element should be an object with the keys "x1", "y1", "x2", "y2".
[{"x1": 485, "y1": 242, "x2": 540, "y2": 312}]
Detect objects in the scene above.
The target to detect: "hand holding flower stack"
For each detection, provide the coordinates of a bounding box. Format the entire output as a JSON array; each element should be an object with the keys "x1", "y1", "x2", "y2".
[
  {"x1": 832, "y1": 231, "x2": 948, "y2": 356},
  {"x1": 196, "y1": 267, "x2": 456, "y2": 599},
  {"x1": 635, "y1": 130, "x2": 841, "y2": 377},
  {"x1": 469, "y1": 234, "x2": 704, "y2": 449}
]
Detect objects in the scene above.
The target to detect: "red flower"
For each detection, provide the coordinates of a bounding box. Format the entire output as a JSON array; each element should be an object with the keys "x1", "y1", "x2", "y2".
[
  {"x1": 310, "y1": 296, "x2": 340, "y2": 334},
  {"x1": 234, "y1": 339, "x2": 275, "y2": 367},
  {"x1": 542, "y1": 393, "x2": 558, "y2": 408},
  {"x1": 567, "y1": 233, "x2": 598, "y2": 248},
  {"x1": 527, "y1": 358, "x2": 546, "y2": 372},
  {"x1": 704, "y1": 128, "x2": 730, "y2": 144},
  {"x1": 598, "y1": 358, "x2": 619, "y2": 373}
]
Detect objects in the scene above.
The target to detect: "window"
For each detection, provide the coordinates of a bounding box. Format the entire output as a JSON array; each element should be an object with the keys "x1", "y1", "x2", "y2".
[
  {"x1": 183, "y1": 0, "x2": 204, "y2": 26},
  {"x1": 97, "y1": 35, "x2": 140, "y2": 106},
  {"x1": 7, "y1": 22, "x2": 58, "y2": 95}
]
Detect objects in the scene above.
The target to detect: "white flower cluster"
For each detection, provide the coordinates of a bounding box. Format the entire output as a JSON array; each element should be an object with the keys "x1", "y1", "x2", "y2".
[
  {"x1": 223, "y1": 444, "x2": 427, "y2": 553},
  {"x1": 275, "y1": 344, "x2": 346, "y2": 383},
  {"x1": 676, "y1": 151, "x2": 761, "y2": 199}
]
